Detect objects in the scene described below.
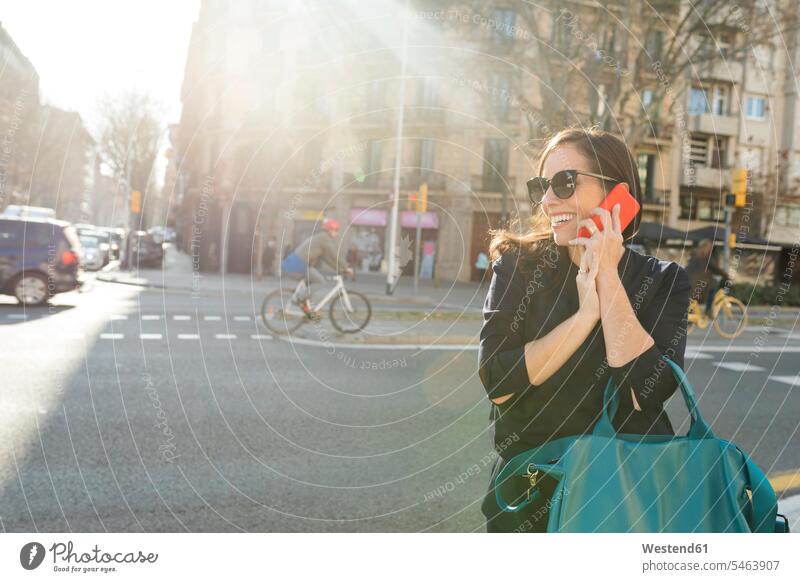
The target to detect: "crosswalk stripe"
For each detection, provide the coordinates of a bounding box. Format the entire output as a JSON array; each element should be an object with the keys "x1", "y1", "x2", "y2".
[
  {"x1": 215, "y1": 334, "x2": 236, "y2": 339},
  {"x1": 173, "y1": 315, "x2": 191, "y2": 321},
  {"x1": 713, "y1": 362, "x2": 766, "y2": 372},
  {"x1": 140, "y1": 333, "x2": 162, "y2": 340},
  {"x1": 769, "y1": 376, "x2": 800, "y2": 387},
  {"x1": 204, "y1": 316, "x2": 221, "y2": 321},
  {"x1": 100, "y1": 333, "x2": 123, "y2": 339},
  {"x1": 142, "y1": 315, "x2": 160, "y2": 320},
  {"x1": 251, "y1": 334, "x2": 272, "y2": 340},
  {"x1": 178, "y1": 334, "x2": 200, "y2": 340},
  {"x1": 233, "y1": 316, "x2": 251, "y2": 321}
]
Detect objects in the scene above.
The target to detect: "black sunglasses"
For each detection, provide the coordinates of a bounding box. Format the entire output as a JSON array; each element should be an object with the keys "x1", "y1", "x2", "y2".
[{"x1": 527, "y1": 169, "x2": 620, "y2": 204}]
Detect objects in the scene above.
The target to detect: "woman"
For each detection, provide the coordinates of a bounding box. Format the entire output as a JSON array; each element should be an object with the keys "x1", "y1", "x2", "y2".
[{"x1": 478, "y1": 128, "x2": 691, "y2": 533}]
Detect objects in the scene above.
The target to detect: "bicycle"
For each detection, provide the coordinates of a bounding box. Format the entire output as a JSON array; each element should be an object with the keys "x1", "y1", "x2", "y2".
[
  {"x1": 260, "y1": 274, "x2": 372, "y2": 335},
  {"x1": 687, "y1": 282, "x2": 748, "y2": 339}
]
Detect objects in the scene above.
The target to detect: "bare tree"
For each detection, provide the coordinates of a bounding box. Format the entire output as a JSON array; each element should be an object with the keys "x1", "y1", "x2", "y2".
[
  {"x1": 441, "y1": 0, "x2": 799, "y2": 149},
  {"x1": 95, "y1": 90, "x2": 164, "y2": 219}
]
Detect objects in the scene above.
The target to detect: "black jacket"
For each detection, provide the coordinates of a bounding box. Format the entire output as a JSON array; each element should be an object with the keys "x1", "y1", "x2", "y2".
[{"x1": 478, "y1": 242, "x2": 691, "y2": 460}]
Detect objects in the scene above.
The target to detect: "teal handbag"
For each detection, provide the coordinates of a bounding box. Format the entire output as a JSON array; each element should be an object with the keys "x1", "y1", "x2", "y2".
[{"x1": 495, "y1": 355, "x2": 781, "y2": 533}]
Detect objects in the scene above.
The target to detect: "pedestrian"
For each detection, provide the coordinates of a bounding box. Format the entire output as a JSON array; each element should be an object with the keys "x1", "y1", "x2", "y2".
[
  {"x1": 478, "y1": 127, "x2": 691, "y2": 533},
  {"x1": 263, "y1": 236, "x2": 277, "y2": 276},
  {"x1": 346, "y1": 243, "x2": 360, "y2": 281},
  {"x1": 685, "y1": 238, "x2": 732, "y2": 316},
  {"x1": 475, "y1": 250, "x2": 490, "y2": 284}
]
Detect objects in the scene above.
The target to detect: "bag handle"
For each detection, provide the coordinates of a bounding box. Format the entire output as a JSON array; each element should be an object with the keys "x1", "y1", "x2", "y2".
[
  {"x1": 740, "y1": 450, "x2": 779, "y2": 533},
  {"x1": 593, "y1": 355, "x2": 715, "y2": 440}
]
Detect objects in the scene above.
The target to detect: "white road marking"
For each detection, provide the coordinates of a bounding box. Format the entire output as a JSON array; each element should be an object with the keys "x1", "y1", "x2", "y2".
[
  {"x1": 100, "y1": 333, "x2": 123, "y2": 340},
  {"x1": 140, "y1": 333, "x2": 163, "y2": 340},
  {"x1": 7, "y1": 314, "x2": 26, "y2": 320},
  {"x1": 110, "y1": 314, "x2": 128, "y2": 320},
  {"x1": 685, "y1": 351, "x2": 713, "y2": 359},
  {"x1": 251, "y1": 334, "x2": 272, "y2": 340},
  {"x1": 233, "y1": 316, "x2": 251, "y2": 321},
  {"x1": 769, "y1": 376, "x2": 800, "y2": 387},
  {"x1": 713, "y1": 362, "x2": 766, "y2": 372},
  {"x1": 142, "y1": 315, "x2": 160, "y2": 320},
  {"x1": 173, "y1": 315, "x2": 191, "y2": 321},
  {"x1": 204, "y1": 315, "x2": 221, "y2": 321},
  {"x1": 215, "y1": 334, "x2": 237, "y2": 339},
  {"x1": 178, "y1": 334, "x2": 200, "y2": 340}
]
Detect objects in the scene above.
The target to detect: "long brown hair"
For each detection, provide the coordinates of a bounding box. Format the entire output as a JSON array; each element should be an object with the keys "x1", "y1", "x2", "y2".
[{"x1": 488, "y1": 127, "x2": 642, "y2": 269}]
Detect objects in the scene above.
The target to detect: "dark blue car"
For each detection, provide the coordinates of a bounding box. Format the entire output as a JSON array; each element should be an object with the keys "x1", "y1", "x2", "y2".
[{"x1": 0, "y1": 216, "x2": 83, "y2": 306}]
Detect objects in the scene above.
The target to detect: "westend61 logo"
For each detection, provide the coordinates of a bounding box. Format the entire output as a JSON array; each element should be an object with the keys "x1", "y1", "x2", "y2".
[{"x1": 19, "y1": 541, "x2": 158, "y2": 573}]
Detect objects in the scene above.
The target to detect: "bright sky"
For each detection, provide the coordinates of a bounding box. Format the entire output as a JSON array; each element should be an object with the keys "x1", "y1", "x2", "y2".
[{"x1": 2, "y1": 0, "x2": 200, "y2": 133}]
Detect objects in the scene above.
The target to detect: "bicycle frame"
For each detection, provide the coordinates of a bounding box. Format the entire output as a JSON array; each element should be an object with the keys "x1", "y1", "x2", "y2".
[{"x1": 294, "y1": 275, "x2": 355, "y2": 313}]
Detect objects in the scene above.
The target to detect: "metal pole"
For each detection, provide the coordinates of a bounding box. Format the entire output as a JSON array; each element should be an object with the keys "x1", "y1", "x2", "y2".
[
  {"x1": 386, "y1": 0, "x2": 409, "y2": 295},
  {"x1": 722, "y1": 207, "x2": 731, "y2": 273},
  {"x1": 413, "y1": 210, "x2": 421, "y2": 295}
]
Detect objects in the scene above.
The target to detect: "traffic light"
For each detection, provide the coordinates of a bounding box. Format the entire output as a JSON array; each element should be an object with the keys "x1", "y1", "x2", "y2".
[
  {"x1": 130, "y1": 190, "x2": 142, "y2": 214},
  {"x1": 731, "y1": 168, "x2": 747, "y2": 207},
  {"x1": 418, "y1": 182, "x2": 428, "y2": 213},
  {"x1": 729, "y1": 233, "x2": 736, "y2": 249},
  {"x1": 407, "y1": 192, "x2": 417, "y2": 210}
]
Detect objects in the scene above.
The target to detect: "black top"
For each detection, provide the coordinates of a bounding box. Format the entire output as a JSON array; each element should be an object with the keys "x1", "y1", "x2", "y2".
[{"x1": 478, "y1": 241, "x2": 691, "y2": 460}]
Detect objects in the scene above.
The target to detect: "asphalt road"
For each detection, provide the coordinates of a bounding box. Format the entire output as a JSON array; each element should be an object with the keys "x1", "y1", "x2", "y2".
[{"x1": 0, "y1": 281, "x2": 798, "y2": 532}]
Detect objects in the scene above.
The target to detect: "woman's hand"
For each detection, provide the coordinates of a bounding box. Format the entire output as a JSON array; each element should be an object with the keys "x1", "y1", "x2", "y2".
[
  {"x1": 569, "y1": 204, "x2": 625, "y2": 280},
  {"x1": 576, "y1": 244, "x2": 600, "y2": 323}
]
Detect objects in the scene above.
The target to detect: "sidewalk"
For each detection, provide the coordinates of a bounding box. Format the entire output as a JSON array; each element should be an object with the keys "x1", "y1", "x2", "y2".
[
  {"x1": 97, "y1": 246, "x2": 800, "y2": 321},
  {"x1": 98, "y1": 245, "x2": 490, "y2": 311}
]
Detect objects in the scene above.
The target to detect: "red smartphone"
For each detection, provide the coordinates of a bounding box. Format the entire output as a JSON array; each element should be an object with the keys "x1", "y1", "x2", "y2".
[{"x1": 577, "y1": 183, "x2": 640, "y2": 239}]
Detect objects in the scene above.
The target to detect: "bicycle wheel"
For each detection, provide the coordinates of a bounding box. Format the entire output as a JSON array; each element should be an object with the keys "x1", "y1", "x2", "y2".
[
  {"x1": 329, "y1": 289, "x2": 371, "y2": 333},
  {"x1": 261, "y1": 288, "x2": 306, "y2": 334},
  {"x1": 713, "y1": 297, "x2": 748, "y2": 339}
]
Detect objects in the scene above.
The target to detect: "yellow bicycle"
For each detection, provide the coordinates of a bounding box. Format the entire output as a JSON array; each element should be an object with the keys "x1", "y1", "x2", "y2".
[{"x1": 687, "y1": 285, "x2": 748, "y2": 339}]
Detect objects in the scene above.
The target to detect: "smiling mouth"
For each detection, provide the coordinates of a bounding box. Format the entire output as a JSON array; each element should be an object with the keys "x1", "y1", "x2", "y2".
[{"x1": 550, "y1": 213, "x2": 577, "y2": 229}]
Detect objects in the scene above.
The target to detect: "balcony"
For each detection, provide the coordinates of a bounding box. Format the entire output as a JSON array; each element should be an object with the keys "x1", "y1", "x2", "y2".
[
  {"x1": 696, "y1": 59, "x2": 743, "y2": 83},
  {"x1": 641, "y1": 189, "x2": 670, "y2": 206},
  {"x1": 681, "y1": 165, "x2": 731, "y2": 190},
  {"x1": 471, "y1": 174, "x2": 517, "y2": 194},
  {"x1": 688, "y1": 113, "x2": 738, "y2": 137}
]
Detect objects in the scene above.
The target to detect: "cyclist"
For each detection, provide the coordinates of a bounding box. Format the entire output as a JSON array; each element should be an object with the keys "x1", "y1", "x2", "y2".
[
  {"x1": 686, "y1": 238, "x2": 731, "y2": 316},
  {"x1": 280, "y1": 218, "x2": 353, "y2": 314}
]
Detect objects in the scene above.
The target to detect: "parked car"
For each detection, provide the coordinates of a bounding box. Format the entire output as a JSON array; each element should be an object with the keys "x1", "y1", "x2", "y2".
[
  {"x1": 78, "y1": 235, "x2": 107, "y2": 271},
  {"x1": 97, "y1": 227, "x2": 125, "y2": 260},
  {"x1": 127, "y1": 230, "x2": 164, "y2": 268},
  {"x1": 0, "y1": 217, "x2": 82, "y2": 306},
  {"x1": 75, "y1": 225, "x2": 114, "y2": 266},
  {"x1": 1, "y1": 205, "x2": 57, "y2": 219}
]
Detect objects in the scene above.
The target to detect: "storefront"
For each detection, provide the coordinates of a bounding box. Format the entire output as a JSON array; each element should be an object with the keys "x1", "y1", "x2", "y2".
[{"x1": 349, "y1": 207, "x2": 439, "y2": 277}]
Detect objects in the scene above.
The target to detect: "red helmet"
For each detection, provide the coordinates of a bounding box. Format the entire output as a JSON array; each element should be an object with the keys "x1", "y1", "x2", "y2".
[{"x1": 322, "y1": 218, "x2": 340, "y2": 232}]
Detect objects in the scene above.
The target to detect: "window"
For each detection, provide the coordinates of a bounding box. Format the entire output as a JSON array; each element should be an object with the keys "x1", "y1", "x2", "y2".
[
  {"x1": 364, "y1": 140, "x2": 383, "y2": 186},
  {"x1": 645, "y1": 30, "x2": 664, "y2": 61},
  {"x1": 417, "y1": 139, "x2": 435, "y2": 176},
  {"x1": 483, "y1": 139, "x2": 509, "y2": 191},
  {"x1": 637, "y1": 153, "x2": 656, "y2": 201},
  {"x1": 688, "y1": 88, "x2": 708, "y2": 115},
  {"x1": 775, "y1": 205, "x2": 800, "y2": 226},
  {"x1": 679, "y1": 195, "x2": 695, "y2": 220},
  {"x1": 710, "y1": 136, "x2": 727, "y2": 169},
  {"x1": 491, "y1": 9, "x2": 516, "y2": 44},
  {"x1": 490, "y1": 72, "x2": 511, "y2": 121},
  {"x1": 688, "y1": 134, "x2": 709, "y2": 166},
  {"x1": 416, "y1": 77, "x2": 438, "y2": 107},
  {"x1": 745, "y1": 96, "x2": 767, "y2": 120},
  {"x1": 712, "y1": 85, "x2": 728, "y2": 115}
]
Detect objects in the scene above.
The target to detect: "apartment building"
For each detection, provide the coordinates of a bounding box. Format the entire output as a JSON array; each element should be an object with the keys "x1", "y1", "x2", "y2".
[{"x1": 170, "y1": 1, "x2": 798, "y2": 284}]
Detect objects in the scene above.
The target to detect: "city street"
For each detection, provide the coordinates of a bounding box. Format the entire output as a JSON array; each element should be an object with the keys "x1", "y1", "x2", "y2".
[{"x1": 1, "y1": 277, "x2": 799, "y2": 532}]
